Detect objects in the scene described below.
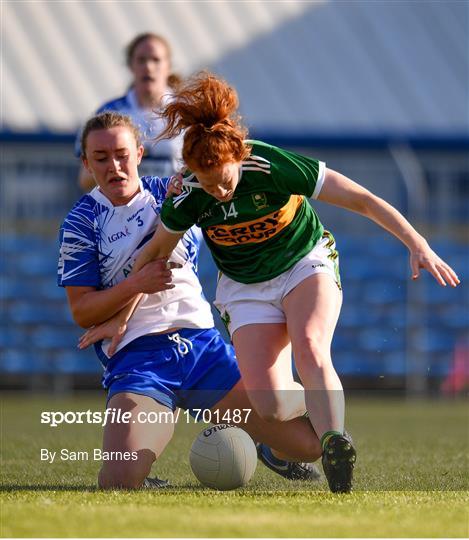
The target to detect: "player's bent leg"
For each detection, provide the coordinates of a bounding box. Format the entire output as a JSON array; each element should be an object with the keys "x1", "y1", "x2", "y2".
[
  {"x1": 232, "y1": 323, "x2": 307, "y2": 422},
  {"x1": 98, "y1": 392, "x2": 175, "y2": 489},
  {"x1": 283, "y1": 273, "x2": 344, "y2": 438},
  {"x1": 283, "y1": 273, "x2": 356, "y2": 492},
  {"x1": 211, "y1": 380, "x2": 321, "y2": 463}
]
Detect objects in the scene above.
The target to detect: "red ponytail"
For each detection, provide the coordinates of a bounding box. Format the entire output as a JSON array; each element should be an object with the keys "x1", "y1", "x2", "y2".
[{"x1": 156, "y1": 72, "x2": 251, "y2": 170}]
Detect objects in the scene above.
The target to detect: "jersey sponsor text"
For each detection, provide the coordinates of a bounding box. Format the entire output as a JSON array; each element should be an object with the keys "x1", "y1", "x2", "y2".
[{"x1": 205, "y1": 195, "x2": 303, "y2": 246}]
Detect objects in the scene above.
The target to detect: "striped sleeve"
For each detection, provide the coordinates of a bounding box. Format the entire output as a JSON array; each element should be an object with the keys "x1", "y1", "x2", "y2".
[
  {"x1": 160, "y1": 188, "x2": 197, "y2": 233},
  {"x1": 57, "y1": 197, "x2": 101, "y2": 288},
  {"x1": 268, "y1": 145, "x2": 325, "y2": 198}
]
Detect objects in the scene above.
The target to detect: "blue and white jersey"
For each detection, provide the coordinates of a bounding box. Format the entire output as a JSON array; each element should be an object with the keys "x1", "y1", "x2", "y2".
[
  {"x1": 75, "y1": 88, "x2": 183, "y2": 178},
  {"x1": 58, "y1": 176, "x2": 213, "y2": 358}
]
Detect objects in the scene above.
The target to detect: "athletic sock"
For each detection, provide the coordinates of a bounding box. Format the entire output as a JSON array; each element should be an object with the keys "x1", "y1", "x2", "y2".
[{"x1": 320, "y1": 430, "x2": 343, "y2": 451}]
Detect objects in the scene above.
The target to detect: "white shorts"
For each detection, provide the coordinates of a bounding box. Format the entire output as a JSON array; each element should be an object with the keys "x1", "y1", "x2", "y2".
[{"x1": 214, "y1": 231, "x2": 341, "y2": 336}]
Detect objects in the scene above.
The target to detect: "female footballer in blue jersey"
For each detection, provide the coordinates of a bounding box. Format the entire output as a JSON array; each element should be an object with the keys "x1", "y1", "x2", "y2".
[
  {"x1": 60, "y1": 111, "x2": 323, "y2": 489},
  {"x1": 76, "y1": 33, "x2": 183, "y2": 192},
  {"x1": 79, "y1": 73, "x2": 460, "y2": 493}
]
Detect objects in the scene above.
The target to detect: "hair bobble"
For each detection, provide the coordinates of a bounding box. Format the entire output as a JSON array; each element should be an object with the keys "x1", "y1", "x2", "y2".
[{"x1": 199, "y1": 123, "x2": 215, "y2": 133}]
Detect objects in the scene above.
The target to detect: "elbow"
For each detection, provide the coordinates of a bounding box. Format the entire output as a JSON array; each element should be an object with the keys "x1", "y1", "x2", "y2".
[
  {"x1": 70, "y1": 308, "x2": 93, "y2": 329},
  {"x1": 362, "y1": 192, "x2": 388, "y2": 219},
  {"x1": 352, "y1": 191, "x2": 379, "y2": 217}
]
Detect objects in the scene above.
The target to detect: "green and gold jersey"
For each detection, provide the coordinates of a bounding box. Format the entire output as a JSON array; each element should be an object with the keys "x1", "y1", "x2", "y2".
[{"x1": 160, "y1": 140, "x2": 326, "y2": 284}]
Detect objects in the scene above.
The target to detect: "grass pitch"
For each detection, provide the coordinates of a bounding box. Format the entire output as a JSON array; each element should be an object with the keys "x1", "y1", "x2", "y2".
[{"x1": 1, "y1": 393, "x2": 468, "y2": 537}]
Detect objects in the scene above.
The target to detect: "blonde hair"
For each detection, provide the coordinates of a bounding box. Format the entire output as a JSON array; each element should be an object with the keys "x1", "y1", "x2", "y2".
[{"x1": 81, "y1": 112, "x2": 141, "y2": 157}]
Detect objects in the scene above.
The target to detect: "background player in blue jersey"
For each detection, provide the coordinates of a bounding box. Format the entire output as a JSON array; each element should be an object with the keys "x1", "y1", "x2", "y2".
[
  {"x1": 76, "y1": 33, "x2": 183, "y2": 192},
  {"x1": 60, "y1": 111, "x2": 322, "y2": 489}
]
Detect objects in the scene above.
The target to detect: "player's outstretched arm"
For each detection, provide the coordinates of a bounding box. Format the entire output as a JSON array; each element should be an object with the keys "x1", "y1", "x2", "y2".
[
  {"x1": 108, "y1": 225, "x2": 184, "y2": 328},
  {"x1": 318, "y1": 168, "x2": 460, "y2": 287},
  {"x1": 67, "y1": 258, "x2": 179, "y2": 329},
  {"x1": 77, "y1": 294, "x2": 142, "y2": 354},
  {"x1": 132, "y1": 223, "x2": 183, "y2": 274}
]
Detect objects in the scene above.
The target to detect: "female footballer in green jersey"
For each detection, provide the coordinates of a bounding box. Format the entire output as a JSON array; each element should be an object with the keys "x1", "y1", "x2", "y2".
[{"x1": 84, "y1": 73, "x2": 460, "y2": 493}]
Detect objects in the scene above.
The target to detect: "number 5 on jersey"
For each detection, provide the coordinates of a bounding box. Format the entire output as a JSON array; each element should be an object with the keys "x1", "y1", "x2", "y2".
[{"x1": 221, "y1": 202, "x2": 238, "y2": 220}]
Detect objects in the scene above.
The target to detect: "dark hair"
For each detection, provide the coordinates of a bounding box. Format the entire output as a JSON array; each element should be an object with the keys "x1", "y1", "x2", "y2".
[
  {"x1": 125, "y1": 33, "x2": 182, "y2": 89},
  {"x1": 81, "y1": 112, "x2": 141, "y2": 157},
  {"x1": 156, "y1": 72, "x2": 250, "y2": 171}
]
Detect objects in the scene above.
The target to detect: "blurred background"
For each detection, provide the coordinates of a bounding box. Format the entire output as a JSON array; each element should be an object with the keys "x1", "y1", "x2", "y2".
[{"x1": 1, "y1": 0, "x2": 468, "y2": 396}]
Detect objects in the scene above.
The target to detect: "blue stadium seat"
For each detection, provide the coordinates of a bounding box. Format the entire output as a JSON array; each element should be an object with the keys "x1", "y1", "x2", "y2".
[
  {"x1": 366, "y1": 237, "x2": 406, "y2": 258},
  {"x1": 30, "y1": 326, "x2": 79, "y2": 349},
  {"x1": 1, "y1": 234, "x2": 47, "y2": 254},
  {"x1": 335, "y1": 232, "x2": 406, "y2": 260},
  {"x1": 358, "y1": 328, "x2": 405, "y2": 353},
  {"x1": 55, "y1": 350, "x2": 100, "y2": 374},
  {"x1": 343, "y1": 258, "x2": 406, "y2": 282},
  {"x1": 382, "y1": 352, "x2": 407, "y2": 375},
  {"x1": 341, "y1": 278, "x2": 366, "y2": 301},
  {"x1": 413, "y1": 329, "x2": 455, "y2": 354},
  {"x1": 430, "y1": 238, "x2": 467, "y2": 259},
  {"x1": 363, "y1": 281, "x2": 406, "y2": 305},
  {"x1": 334, "y1": 234, "x2": 370, "y2": 257},
  {"x1": 333, "y1": 352, "x2": 362, "y2": 375},
  {"x1": 338, "y1": 306, "x2": 380, "y2": 329},
  {"x1": 0, "y1": 277, "x2": 39, "y2": 300},
  {"x1": 439, "y1": 306, "x2": 469, "y2": 330},
  {"x1": 0, "y1": 349, "x2": 54, "y2": 373},
  {"x1": 0, "y1": 350, "x2": 31, "y2": 372},
  {"x1": 448, "y1": 255, "x2": 469, "y2": 279},
  {"x1": 341, "y1": 256, "x2": 382, "y2": 280},
  {"x1": 38, "y1": 279, "x2": 67, "y2": 301},
  {"x1": 0, "y1": 326, "x2": 30, "y2": 347},
  {"x1": 339, "y1": 353, "x2": 386, "y2": 377},
  {"x1": 16, "y1": 252, "x2": 58, "y2": 277},
  {"x1": 374, "y1": 305, "x2": 409, "y2": 329},
  {"x1": 332, "y1": 330, "x2": 358, "y2": 353},
  {"x1": 8, "y1": 302, "x2": 62, "y2": 324},
  {"x1": 423, "y1": 280, "x2": 463, "y2": 306}
]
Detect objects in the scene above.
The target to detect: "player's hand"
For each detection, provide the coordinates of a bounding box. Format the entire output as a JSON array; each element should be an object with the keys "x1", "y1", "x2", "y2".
[
  {"x1": 166, "y1": 174, "x2": 183, "y2": 197},
  {"x1": 409, "y1": 242, "x2": 460, "y2": 287},
  {"x1": 78, "y1": 317, "x2": 127, "y2": 356},
  {"x1": 132, "y1": 258, "x2": 182, "y2": 294}
]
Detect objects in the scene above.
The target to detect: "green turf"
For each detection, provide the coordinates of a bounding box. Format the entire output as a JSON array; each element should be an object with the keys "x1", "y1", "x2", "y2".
[{"x1": 1, "y1": 393, "x2": 468, "y2": 537}]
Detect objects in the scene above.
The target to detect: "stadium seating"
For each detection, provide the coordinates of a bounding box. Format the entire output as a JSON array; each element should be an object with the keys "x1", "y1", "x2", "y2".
[{"x1": 0, "y1": 232, "x2": 466, "y2": 382}]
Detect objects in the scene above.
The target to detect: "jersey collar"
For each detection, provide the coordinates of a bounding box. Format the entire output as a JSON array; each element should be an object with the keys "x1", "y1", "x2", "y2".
[
  {"x1": 91, "y1": 178, "x2": 145, "y2": 208},
  {"x1": 182, "y1": 165, "x2": 243, "y2": 190}
]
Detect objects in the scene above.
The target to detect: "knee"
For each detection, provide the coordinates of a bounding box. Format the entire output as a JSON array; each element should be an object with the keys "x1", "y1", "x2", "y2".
[
  {"x1": 254, "y1": 401, "x2": 294, "y2": 423},
  {"x1": 294, "y1": 337, "x2": 331, "y2": 370},
  {"x1": 98, "y1": 460, "x2": 151, "y2": 490}
]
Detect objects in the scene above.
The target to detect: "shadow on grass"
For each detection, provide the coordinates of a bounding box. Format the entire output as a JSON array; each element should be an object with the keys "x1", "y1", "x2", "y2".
[
  {"x1": 0, "y1": 483, "x2": 203, "y2": 492},
  {"x1": 1, "y1": 484, "x2": 99, "y2": 492}
]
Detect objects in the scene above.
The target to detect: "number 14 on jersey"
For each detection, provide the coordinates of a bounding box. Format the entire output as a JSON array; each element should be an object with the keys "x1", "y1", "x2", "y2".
[{"x1": 221, "y1": 202, "x2": 238, "y2": 220}]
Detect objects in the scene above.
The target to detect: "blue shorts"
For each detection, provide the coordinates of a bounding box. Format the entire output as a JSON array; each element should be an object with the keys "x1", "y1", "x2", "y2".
[{"x1": 99, "y1": 328, "x2": 241, "y2": 412}]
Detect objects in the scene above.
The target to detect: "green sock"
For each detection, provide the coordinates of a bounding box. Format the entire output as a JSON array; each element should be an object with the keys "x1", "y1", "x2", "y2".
[{"x1": 321, "y1": 430, "x2": 343, "y2": 450}]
